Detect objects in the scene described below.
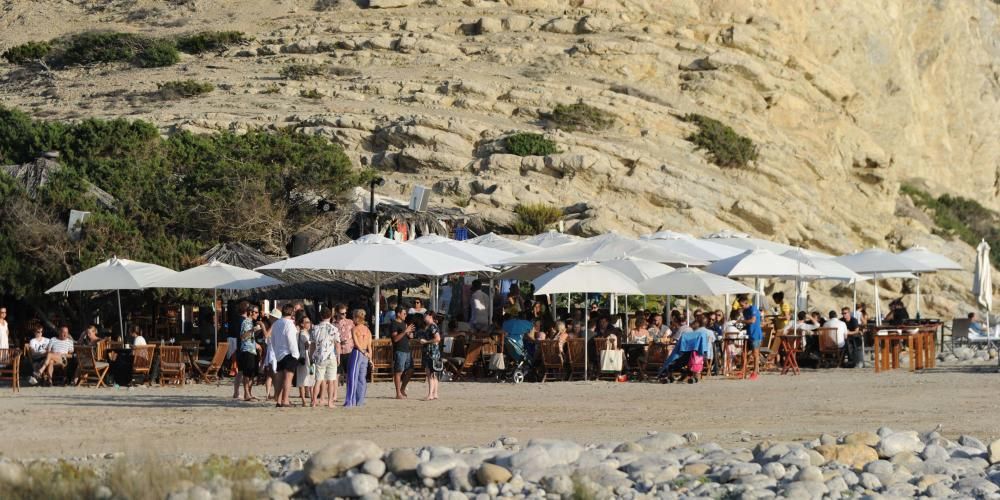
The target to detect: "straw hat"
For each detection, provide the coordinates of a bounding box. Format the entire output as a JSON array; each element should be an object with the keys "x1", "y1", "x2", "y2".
[{"x1": 269, "y1": 308, "x2": 282, "y2": 319}]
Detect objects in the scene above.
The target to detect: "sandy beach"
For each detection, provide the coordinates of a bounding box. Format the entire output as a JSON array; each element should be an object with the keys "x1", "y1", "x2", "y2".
[{"x1": 3, "y1": 363, "x2": 1000, "y2": 460}]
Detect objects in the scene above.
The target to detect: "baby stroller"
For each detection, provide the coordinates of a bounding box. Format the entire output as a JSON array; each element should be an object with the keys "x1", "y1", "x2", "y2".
[{"x1": 495, "y1": 334, "x2": 533, "y2": 384}]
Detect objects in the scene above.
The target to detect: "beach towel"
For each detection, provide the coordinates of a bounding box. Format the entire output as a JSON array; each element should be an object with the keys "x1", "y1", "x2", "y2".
[{"x1": 344, "y1": 349, "x2": 368, "y2": 407}]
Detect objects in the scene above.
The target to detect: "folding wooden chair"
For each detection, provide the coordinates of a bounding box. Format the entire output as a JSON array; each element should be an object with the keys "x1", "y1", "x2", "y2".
[
  {"x1": 75, "y1": 346, "x2": 110, "y2": 388},
  {"x1": 0, "y1": 348, "x2": 21, "y2": 392},
  {"x1": 816, "y1": 327, "x2": 843, "y2": 368},
  {"x1": 539, "y1": 340, "x2": 564, "y2": 382},
  {"x1": 566, "y1": 338, "x2": 587, "y2": 380},
  {"x1": 194, "y1": 342, "x2": 227, "y2": 384},
  {"x1": 158, "y1": 346, "x2": 186, "y2": 386},
  {"x1": 644, "y1": 343, "x2": 669, "y2": 380},
  {"x1": 760, "y1": 325, "x2": 780, "y2": 371},
  {"x1": 446, "y1": 340, "x2": 483, "y2": 381},
  {"x1": 371, "y1": 339, "x2": 393, "y2": 382},
  {"x1": 132, "y1": 345, "x2": 157, "y2": 385},
  {"x1": 409, "y1": 342, "x2": 426, "y2": 381}
]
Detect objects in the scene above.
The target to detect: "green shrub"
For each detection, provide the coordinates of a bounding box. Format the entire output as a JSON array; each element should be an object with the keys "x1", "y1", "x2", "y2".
[
  {"x1": 175, "y1": 31, "x2": 249, "y2": 54},
  {"x1": 682, "y1": 113, "x2": 759, "y2": 168},
  {"x1": 901, "y1": 183, "x2": 1000, "y2": 266},
  {"x1": 261, "y1": 84, "x2": 281, "y2": 94},
  {"x1": 280, "y1": 63, "x2": 326, "y2": 80},
  {"x1": 505, "y1": 132, "x2": 559, "y2": 156},
  {"x1": 2, "y1": 41, "x2": 52, "y2": 64},
  {"x1": 300, "y1": 88, "x2": 322, "y2": 99},
  {"x1": 510, "y1": 203, "x2": 563, "y2": 235},
  {"x1": 156, "y1": 80, "x2": 214, "y2": 99},
  {"x1": 545, "y1": 102, "x2": 614, "y2": 132},
  {"x1": 57, "y1": 32, "x2": 179, "y2": 68}
]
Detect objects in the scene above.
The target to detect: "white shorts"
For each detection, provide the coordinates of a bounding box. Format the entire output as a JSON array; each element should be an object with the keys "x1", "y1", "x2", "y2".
[{"x1": 314, "y1": 358, "x2": 338, "y2": 381}]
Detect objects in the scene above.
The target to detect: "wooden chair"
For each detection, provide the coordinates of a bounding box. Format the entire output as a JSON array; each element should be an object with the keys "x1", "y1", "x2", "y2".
[
  {"x1": 566, "y1": 338, "x2": 587, "y2": 380},
  {"x1": 644, "y1": 343, "x2": 670, "y2": 379},
  {"x1": 446, "y1": 340, "x2": 484, "y2": 381},
  {"x1": 815, "y1": 327, "x2": 843, "y2": 368},
  {"x1": 132, "y1": 345, "x2": 157, "y2": 385},
  {"x1": 95, "y1": 339, "x2": 111, "y2": 362},
  {"x1": 539, "y1": 340, "x2": 564, "y2": 382},
  {"x1": 158, "y1": 346, "x2": 186, "y2": 386},
  {"x1": 0, "y1": 348, "x2": 21, "y2": 392},
  {"x1": 195, "y1": 342, "x2": 227, "y2": 384},
  {"x1": 760, "y1": 325, "x2": 780, "y2": 371},
  {"x1": 409, "y1": 342, "x2": 426, "y2": 381},
  {"x1": 371, "y1": 339, "x2": 393, "y2": 382},
  {"x1": 75, "y1": 346, "x2": 110, "y2": 388}
]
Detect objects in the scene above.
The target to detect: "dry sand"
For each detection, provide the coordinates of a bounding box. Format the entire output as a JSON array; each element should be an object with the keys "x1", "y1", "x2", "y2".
[{"x1": 3, "y1": 365, "x2": 1000, "y2": 460}]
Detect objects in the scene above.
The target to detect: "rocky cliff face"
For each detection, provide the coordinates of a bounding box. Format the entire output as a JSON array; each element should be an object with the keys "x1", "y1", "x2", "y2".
[{"x1": 1, "y1": 0, "x2": 998, "y2": 316}]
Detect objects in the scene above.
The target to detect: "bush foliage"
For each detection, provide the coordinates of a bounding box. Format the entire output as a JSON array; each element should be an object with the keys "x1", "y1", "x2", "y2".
[
  {"x1": 505, "y1": 133, "x2": 559, "y2": 156},
  {"x1": 0, "y1": 106, "x2": 369, "y2": 315},
  {"x1": 682, "y1": 113, "x2": 759, "y2": 168},
  {"x1": 1, "y1": 41, "x2": 52, "y2": 64},
  {"x1": 156, "y1": 80, "x2": 214, "y2": 99},
  {"x1": 901, "y1": 184, "x2": 1000, "y2": 266},
  {"x1": 280, "y1": 63, "x2": 327, "y2": 80},
  {"x1": 545, "y1": 102, "x2": 614, "y2": 132},
  {"x1": 175, "y1": 31, "x2": 249, "y2": 54},
  {"x1": 510, "y1": 203, "x2": 563, "y2": 235}
]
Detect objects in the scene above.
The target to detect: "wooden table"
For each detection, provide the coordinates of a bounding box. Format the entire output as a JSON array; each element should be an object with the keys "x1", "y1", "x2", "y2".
[
  {"x1": 778, "y1": 334, "x2": 808, "y2": 375},
  {"x1": 722, "y1": 334, "x2": 748, "y2": 379},
  {"x1": 873, "y1": 331, "x2": 936, "y2": 373}
]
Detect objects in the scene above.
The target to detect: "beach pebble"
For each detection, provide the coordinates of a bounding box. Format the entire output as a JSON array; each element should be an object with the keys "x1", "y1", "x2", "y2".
[
  {"x1": 794, "y1": 465, "x2": 823, "y2": 482},
  {"x1": 94, "y1": 485, "x2": 113, "y2": 499},
  {"x1": 988, "y1": 439, "x2": 1000, "y2": 464},
  {"x1": 418, "y1": 456, "x2": 464, "y2": 479},
  {"x1": 362, "y1": 459, "x2": 386, "y2": 478},
  {"x1": 842, "y1": 432, "x2": 880, "y2": 447},
  {"x1": 762, "y1": 461, "x2": 785, "y2": 480},
  {"x1": 959, "y1": 435, "x2": 987, "y2": 451},
  {"x1": 476, "y1": 463, "x2": 511, "y2": 485},
  {"x1": 449, "y1": 465, "x2": 473, "y2": 491},
  {"x1": 386, "y1": 449, "x2": 420, "y2": 477},
  {"x1": 877, "y1": 431, "x2": 924, "y2": 458},
  {"x1": 922, "y1": 444, "x2": 950, "y2": 462},
  {"x1": 636, "y1": 433, "x2": 686, "y2": 451},
  {"x1": 0, "y1": 461, "x2": 26, "y2": 486},
  {"x1": 778, "y1": 448, "x2": 811, "y2": 469},
  {"x1": 264, "y1": 480, "x2": 293, "y2": 500},
  {"x1": 859, "y1": 472, "x2": 882, "y2": 490},
  {"x1": 316, "y1": 473, "x2": 379, "y2": 498},
  {"x1": 305, "y1": 441, "x2": 382, "y2": 484}
]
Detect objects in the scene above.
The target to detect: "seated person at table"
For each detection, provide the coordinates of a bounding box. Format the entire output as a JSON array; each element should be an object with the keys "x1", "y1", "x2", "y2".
[
  {"x1": 884, "y1": 299, "x2": 910, "y2": 325},
  {"x1": 41, "y1": 326, "x2": 74, "y2": 385},
  {"x1": 28, "y1": 323, "x2": 49, "y2": 384},
  {"x1": 841, "y1": 308, "x2": 860, "y2": 332},
  {"x1": 969, "y1": 312, "x2": 991, "y2": 337},
  {"x1": 628, "y1": 317, "x2": 650, "y2": 344},
  {"x1": 130, "y1": 325, "x2": 147, "y2": 346},
  {"x1": 822, "y1": 310, "x2": 848, "y2": 348},
  {"x1": 808, "y1": 311, "x2": 823, "y2": 327},
  {"x1": 647, "y1": 314, "x2": 671, "y2": 344},
  {"x1": 784, "y1": 311, "x2": 817, "y2": 333},
  {"x1": 78, "y1": 325, "x2": 100, "y2": 345},
  {"x1": 658, "y1": 320, "x2": 711, "y2": 383}
]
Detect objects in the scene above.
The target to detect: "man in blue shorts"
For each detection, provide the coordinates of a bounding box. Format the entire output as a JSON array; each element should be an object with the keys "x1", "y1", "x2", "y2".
[{"x1": 739, "y1": 296, "x2": 762, "y2": 380}]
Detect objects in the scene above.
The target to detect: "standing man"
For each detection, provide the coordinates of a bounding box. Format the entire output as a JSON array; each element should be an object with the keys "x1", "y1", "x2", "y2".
[
  {"x1": 390, "y1": 307, "x2": 415, "y2": 399},
  {"x1": 470, "y1": 280, "x2": 490, "y2": 331},
  {"x1": 771, "y1": 292, "x2": 791, "y2": 332},
  {"x1": 334, "y1": 303, "x2": 355, "y2": 385},
  {"x1": 270, "y1": 304, "x2": 299, "y2": 408},
  {"x1": 740, "y1": 296, "x2": 763, "y2": 381},
  {"x1": 310, "y1": 308, "x2": 340, "y2": 408}
]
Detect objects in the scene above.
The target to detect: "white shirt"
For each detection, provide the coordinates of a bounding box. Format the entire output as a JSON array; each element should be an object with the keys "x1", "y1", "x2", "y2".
[
  {"x1": 133, "y1": 336, "x2": 147, "y2": 346},
  {"x1": 785, "y1": 321, "x2": 817, "y2": 333},
  {"x1": 29, "y1": 337, "x2": 49, "y2": 356},
  {"x1": 471, "y1": 290, "x2": 490, "y2": 325},
  {"x1": 48, "y1": 338, "x2": 74, "y2": 354},
  {"x1": 0, "y1": 321, "x2": 8, "y2": 349},
  {"x1": 822, "y1": 318, "x2": 848, "y2": 347},
  {"x1": 270, "y1": 317, "x2": 299, "y2": 360}
]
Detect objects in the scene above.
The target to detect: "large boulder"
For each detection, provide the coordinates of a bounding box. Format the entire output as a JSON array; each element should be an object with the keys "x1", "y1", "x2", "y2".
[
  {"x1": 877, "y1": 432, "x2": 924, "y2": 458},
  {"x1": 305, "y1": 441, "x2": 382, "y2": 484},
  {"x1": 814, "y1": 444, "x2": 879, "y2": 470}
]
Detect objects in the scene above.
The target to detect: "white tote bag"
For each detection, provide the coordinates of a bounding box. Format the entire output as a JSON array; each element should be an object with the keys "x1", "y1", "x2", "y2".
[
  {"x1": 489, "y1": 353, "x2": 506, "y2": 371},
  {"x1": 600, "y1": 350, "x2": 623, "y2": 372}
]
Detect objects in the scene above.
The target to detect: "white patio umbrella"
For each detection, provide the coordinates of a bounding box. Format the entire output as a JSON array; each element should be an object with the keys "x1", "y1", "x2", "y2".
[
  {"x1": 638, "y1": 267, "x2": 756, "y2": 296},
  {"x1": 972, "y1": 240, "x2": 992, "y2": 347},
  {"x1": 46, "y1": 257, "x2": 178, "y2": 338},
  {"x1": 532, "y1": 261, "x2": 641, "y2": 380},
  {"x1": 151, "y1": 260, "x2": 284, "y2": 347},
  {"x1": 504, "y1": 232, "x2": 707, "y2": 266},
  {"x1": 641, "y1": 231, "x2": 743, "y2": 261},
  {"x1": 898, "y1": 246, "x2": 963, "y2": 318},
  {"x1": 834, "y1": 249, "x2": 936, "y2": 325},
  {"x1": 464, "y1": 232, "x2": 541, "y2": 255},
  {"x1": 257, "y1": 235, "x2": 496, "y2": 338},
  {"x1": 781, "y1": 248, "x2": 863, "y2": 310},
  {"x1": 602, "y1": 257, "x2": 674, "y2": 326},
  {"x1": 523, "y1": 230, "x2": 581, "y2": 248}
]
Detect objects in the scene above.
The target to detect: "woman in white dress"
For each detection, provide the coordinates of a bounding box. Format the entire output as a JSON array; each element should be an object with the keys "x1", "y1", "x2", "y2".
[
  {"x1": 0, "y1": 307, "x2": 9, "y2": 349},
  {"x1": 294, "y1": 315, "x2": 314, "y2": 406}
]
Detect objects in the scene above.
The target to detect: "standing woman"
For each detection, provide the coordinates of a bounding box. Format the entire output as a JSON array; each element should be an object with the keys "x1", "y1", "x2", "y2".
[
  {"x1": 419, "y1": 312, "x2": 442, "y2": 401},
  {"x1": 294, "y1": 316, "x2": 314, "y2": 406},
  {"x1": 344, "y1": 309, "x2": 373, "y2": 407},
  {"x1": 237, "y1": 307, "x2": 262, "y2": 401},
  {"x1": 0, "y1": 307, "x2": 9, "y2": 349}
]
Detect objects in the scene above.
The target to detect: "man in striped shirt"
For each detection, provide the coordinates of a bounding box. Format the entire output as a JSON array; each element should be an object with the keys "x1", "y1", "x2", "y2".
[{"x1": 41, "y1": 326, "x2": 74, "y2": 385}]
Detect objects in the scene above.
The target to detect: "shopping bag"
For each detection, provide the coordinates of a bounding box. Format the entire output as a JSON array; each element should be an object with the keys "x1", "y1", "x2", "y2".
[
  {"x1": 600, "y1": 350, "x2": 623, "y2": 372},
  {"x1": 488, "y1": 353, "x2": 505, "y2": 371}
]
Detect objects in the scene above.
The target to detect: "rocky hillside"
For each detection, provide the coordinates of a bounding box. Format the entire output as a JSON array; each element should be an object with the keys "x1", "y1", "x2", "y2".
[{"x1": 1, "y1": 0, "x2": 998, "y2": 316}]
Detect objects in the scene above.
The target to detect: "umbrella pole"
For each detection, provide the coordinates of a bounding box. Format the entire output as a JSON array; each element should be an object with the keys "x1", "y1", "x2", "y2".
[
  {"x1": 488, "y1": 278, "x2": 494, "y2": 326},
  {"x1": 374, "y1": 281, "x2": 382, "y2": 339},
  {"x1": 874, "y1": 278, "x2": 881, "y2": 326},
  {"x1": 915, "y1": 275, "x2": 921, "y2": 320},
  {"x1": 584, "y1": 306, "x2": 589, "y2": 381},
  {"x1": 793, "y1": 277, "x2": 799, "y2": 335},
  {"x1": 117, "y1": 289, "x2": 124, "y2": 342},
  {"x1": 624, "y1": 294, "x2": 629, "y2": 329},
  {"x1": 213, "y1": 289, "x2": 218, "y2": 348},
  {"x1": 852, "y1": 281, "x2": 857, "y2": 317}
]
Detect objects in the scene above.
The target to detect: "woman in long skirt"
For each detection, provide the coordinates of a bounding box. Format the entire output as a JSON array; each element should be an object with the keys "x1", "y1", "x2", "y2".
[
  {"x1": 294, "y1": 316, "x2": 314, "y2": 406},
  {"x1": 344, "y1": 309, "x2": 373, "y2": 407}
]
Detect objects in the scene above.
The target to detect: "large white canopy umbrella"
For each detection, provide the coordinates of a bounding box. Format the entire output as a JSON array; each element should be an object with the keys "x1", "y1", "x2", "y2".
[
  {"x1": 46, "y1": 257, "x2": 178, "y2": 338},
  {"x1": 408, "y1": 234, "x2": 515, "y2": 266},
  {"x1": 464, "y1": 233, "x2": 541, "y2": 255},
  {"x1": 602, "y1": 257, "x2": 674, "y2": 323},
  {"x1": 835, "y1": 249, "x2": 936, "y2": 325},
  {"x1": 898, "y1": 246, "x2": 963, "y2": 318},
  {"x1": 523, "y1": 231, "x2": 581, "y2": 248},
  {"x1": 504, "y1": 232, "x2": 707, "y2": 266},
  {"x1": 638, "y1": 267, "x2": 756, "y2": 296},
  {"x1": 257, "y1": 235, "x2": 496, "y2": 337},
  {"x1": 151, "y1": 260, "x2": 284, "y2": 347},
  {"x1": 707, "y1": 248, "x2": 824, "y2": 322},
  {"x1": 972, "y1": 240, "x2": 993, "y2": 347},
  {"x1": 532, "y1": 261, "x2": 641, "y2": 380},
  {"x1": 641, "y1": 231, "x2": 743, "y2": 261}
]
